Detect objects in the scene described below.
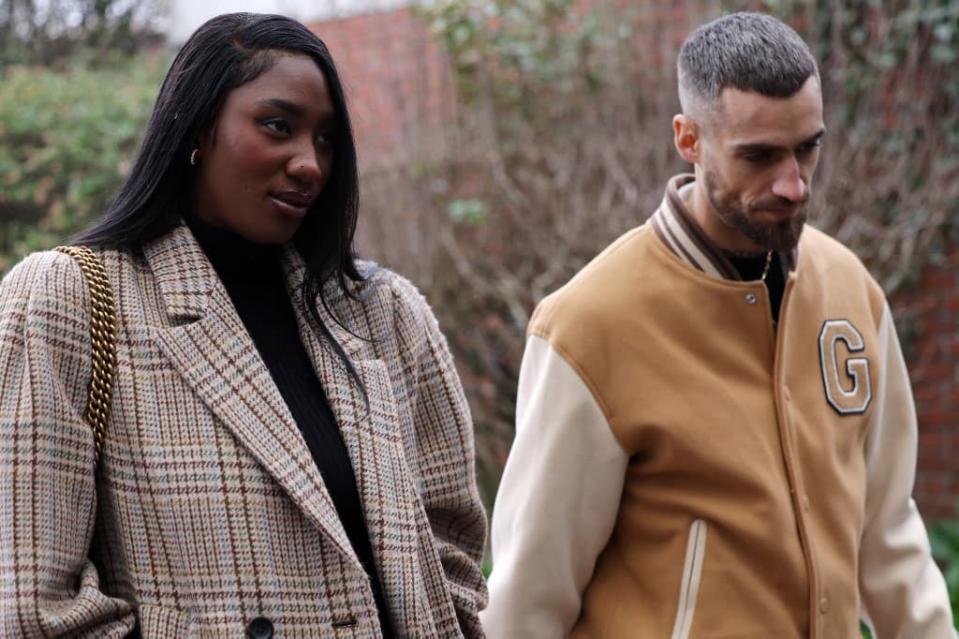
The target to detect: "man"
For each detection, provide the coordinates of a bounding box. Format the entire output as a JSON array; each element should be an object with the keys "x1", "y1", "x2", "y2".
[{"x1": 481, "y1": 12, "x2": 956, "y2": 639}]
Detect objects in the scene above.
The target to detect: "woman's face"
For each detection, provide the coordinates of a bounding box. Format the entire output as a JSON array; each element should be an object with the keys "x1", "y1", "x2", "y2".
[{"x1": 193, "y1": 53, "x2": 336, "y2": 245}]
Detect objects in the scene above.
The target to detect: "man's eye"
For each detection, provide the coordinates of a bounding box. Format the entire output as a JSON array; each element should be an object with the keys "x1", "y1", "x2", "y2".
[
  {"x1": 798, "y1": 141, "x2": 822, "y2": 155},
  {"x1": 744, "y1": 151, "x2": 772, "y2": 164}
]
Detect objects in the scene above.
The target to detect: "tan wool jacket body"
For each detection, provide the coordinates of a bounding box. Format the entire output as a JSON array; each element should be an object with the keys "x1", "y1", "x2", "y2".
[
  {"x1": 0, "y1": 223, "x2": 488, "y2": 638},
  {"x1": 482, "y1": 175, "x2": 956, "y2": 639}
]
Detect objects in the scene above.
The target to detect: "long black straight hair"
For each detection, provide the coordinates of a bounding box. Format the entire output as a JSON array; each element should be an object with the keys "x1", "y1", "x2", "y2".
[{"x1": 79, "y1": 12, "x2": 368, "y2": 394}]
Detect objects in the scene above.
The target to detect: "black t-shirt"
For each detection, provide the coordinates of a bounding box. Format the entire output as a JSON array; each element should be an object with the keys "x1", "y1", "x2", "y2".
[{"x1": 727, "y1": 251, "x2": 786, "y2": 323}]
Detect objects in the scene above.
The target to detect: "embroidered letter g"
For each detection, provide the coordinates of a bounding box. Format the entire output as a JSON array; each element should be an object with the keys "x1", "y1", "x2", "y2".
[{"x1": 818, "y1": 320, "x2": 872, "y2": 416}]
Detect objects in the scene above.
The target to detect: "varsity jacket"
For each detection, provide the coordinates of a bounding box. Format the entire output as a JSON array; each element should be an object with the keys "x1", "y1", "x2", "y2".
[{"x1": 481, "y1": 175, "x2": 956, "y2": 639}]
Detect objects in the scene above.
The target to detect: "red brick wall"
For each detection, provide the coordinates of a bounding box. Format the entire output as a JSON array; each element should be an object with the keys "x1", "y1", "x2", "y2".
[
  {"x1": 308, "y1": 8, "x2": 454, "y2": 165},
  {"x1": 308, "y1": 7, "x2": 958, "y2": 521},
  {"x1": 895, "y1": 245, "x2": 959, "y2": 520}
]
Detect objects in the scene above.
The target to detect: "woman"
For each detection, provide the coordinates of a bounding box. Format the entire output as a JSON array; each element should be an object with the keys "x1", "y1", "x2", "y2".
[{"x1": 0, "y1": 13, "x2": 487, "y2": 638}]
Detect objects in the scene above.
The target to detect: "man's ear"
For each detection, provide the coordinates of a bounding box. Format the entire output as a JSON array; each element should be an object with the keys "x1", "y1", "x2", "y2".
[{"x1": 673, "y1": 114, "x2": 700, "y2": 165}]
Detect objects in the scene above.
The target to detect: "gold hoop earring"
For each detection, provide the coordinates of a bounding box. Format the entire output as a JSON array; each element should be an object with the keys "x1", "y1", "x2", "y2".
[{"x1": 189, "y1": 148, "x2": 199, "y2": 166}]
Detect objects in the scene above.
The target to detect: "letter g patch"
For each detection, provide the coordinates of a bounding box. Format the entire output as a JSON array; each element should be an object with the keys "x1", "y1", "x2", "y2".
[{"x1": 818, "y1": 320, "x2": 872, "y2": 415}]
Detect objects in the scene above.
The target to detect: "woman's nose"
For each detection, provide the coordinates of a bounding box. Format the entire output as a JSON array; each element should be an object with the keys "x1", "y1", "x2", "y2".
[{"x1": 286, "y1": 143, "x2": 323, "y2": 185}]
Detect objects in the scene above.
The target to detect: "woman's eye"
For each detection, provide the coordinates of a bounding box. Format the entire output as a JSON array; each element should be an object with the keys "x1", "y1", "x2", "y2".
[
  {"x1": 315, "y1": 131, "x2": 335, "y2": 150},
  {"x1": 316, "y1": 131, "x2": 333, "y2": 145},
  {"x1": 263, "y1": 119, "x2": 291, "y2": 135}
]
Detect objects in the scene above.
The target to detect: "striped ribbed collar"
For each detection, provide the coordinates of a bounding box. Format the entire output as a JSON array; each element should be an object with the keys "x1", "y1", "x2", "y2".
[{"x1": 650, "y1": 174, "x2": 798, "y2": 281}]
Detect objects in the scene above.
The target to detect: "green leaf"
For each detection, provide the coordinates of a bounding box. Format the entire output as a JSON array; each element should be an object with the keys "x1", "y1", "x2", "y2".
[{"x1": 448, "y1": 198, "x2": 488, "y2": 225}]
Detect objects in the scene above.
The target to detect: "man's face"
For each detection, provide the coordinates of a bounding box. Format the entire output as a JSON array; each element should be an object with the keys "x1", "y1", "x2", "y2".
[{"x1": 697, "y1": 76, "x2": 825, "y2": 253}]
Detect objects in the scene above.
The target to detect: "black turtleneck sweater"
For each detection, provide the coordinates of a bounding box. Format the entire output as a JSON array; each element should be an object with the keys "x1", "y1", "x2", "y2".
[{"x1": 188, "y1": 217, "x2": 393, "y2": 637}]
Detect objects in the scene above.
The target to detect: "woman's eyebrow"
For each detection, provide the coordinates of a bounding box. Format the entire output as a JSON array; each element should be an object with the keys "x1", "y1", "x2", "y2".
[
  {"x1": 255, "y1": 97, "x2": 336, "y2": 126},
  {"x1": 256, "y1": 97, "x2": 304, "y2": 116}
]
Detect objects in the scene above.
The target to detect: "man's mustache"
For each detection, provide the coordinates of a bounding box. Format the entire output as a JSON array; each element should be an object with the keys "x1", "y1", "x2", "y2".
[{"x1": 748, "y1": 196, "x2": 809, "y2": 214}]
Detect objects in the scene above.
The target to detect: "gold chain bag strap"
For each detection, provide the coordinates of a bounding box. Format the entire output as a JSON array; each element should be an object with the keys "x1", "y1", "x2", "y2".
[{"x1": 55, "y1": 246, "x2": 118, "y2": 469}]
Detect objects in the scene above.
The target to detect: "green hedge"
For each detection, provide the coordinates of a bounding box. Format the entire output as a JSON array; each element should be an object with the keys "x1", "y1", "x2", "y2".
[
  {"x1": 0, "y1": 54, "x2": 166, "y2": 271},
  {"x1": 932, "y1": 507, "x2": 959, "y2": 626}
]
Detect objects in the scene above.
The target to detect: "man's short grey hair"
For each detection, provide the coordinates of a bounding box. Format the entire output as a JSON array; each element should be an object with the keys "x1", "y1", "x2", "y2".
[{"x1": 678, "y1": 12, "x2": 819, "y2": 122}]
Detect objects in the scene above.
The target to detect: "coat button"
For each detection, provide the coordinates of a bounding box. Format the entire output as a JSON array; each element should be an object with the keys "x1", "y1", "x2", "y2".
[
  {"x1": 332, "y1": 615, "x2": 358, "y2": 628},
  {"x1": 247, "y1": 617, "x2": 274, "y2": 639},
  {"x1": 744, "y1": 292, "x2": 758, "y2": 305},
  {"x1": 819, "y1": 597, "x2": 830, "y2": 613}
]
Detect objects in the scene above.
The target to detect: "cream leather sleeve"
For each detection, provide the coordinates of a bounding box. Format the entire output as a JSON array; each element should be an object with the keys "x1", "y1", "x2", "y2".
[
  {"x1": 480, "y1": 334, "x2": 628, "y2": 638},
  {"x1": 859, "y1": 302, "x2": 957, "y2": 638}
]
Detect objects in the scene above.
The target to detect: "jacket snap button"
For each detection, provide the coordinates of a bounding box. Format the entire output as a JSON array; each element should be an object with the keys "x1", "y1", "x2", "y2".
[
  {"x1": 819, "y1": 597, "x2": 830, "y2": 613},
  {"x1": 744, "y1": 293, "x2": 757, "y2": 305},
  {"x1": 247, "y1": 616, "x2": 274, "y2": 639}
]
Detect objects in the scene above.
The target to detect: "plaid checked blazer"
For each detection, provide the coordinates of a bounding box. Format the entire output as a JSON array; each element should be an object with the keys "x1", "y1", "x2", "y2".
[{"x1": 0, "y1": 223, "x2": 488, "y2": 638}]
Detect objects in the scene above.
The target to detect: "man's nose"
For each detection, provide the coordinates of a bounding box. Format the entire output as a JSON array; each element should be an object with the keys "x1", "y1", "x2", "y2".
[{"x1": 771, "y1": 159, "x2": 807, "y2": 203}]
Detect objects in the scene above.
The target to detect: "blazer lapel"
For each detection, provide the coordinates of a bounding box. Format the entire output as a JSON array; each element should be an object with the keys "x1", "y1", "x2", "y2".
[
  {"x1": 287, "y1": 258, "x2": 428, "y2": 630},
  {"x1": 142, "y1": 225, "x2": 362, "y2": 568},
  {"x1": 331, "y1": 359, "x2": 427, "y2": 630}
]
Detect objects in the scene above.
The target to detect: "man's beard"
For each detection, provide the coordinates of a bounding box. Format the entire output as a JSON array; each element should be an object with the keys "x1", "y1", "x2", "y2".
[{"x1": 703, "y1": 168, "x2": 808, "y2": 253}]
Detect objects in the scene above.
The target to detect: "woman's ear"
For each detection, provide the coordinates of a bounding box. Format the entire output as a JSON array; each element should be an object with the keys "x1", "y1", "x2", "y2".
[
  {"x1": 191, "y1": 126, "x2": 215, "y2": 165},
  {"x1": 197, "y1": 120, "x2": 219, "y2": 153}
]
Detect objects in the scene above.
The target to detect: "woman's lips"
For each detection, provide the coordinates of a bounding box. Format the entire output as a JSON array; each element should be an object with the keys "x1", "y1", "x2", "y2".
[{"x1": 268, "y1": 191, "x2": 315, "y2": 218}]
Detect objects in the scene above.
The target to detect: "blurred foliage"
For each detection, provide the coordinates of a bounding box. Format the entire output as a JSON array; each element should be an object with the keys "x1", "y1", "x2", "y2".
[
  {"x1": 931, "y1": 505, "x2": 959, "y2": 625},
  {"x1": 0, "y1": 0, "x2": 956, "y2": 544},
  {"x1": 386, "y1": 0, "x2": 959, "y2": 506},
  {"x1": 0, "y1": 0, "x2": 161, "y2": 67},
  {"x1": 0, "y1": 53, "x2": 166, "y2": 270},
  {"x1": 426, "y1": 0, "x2": 617, "y2": 130},
  {"x1": 751, "y1": 0, "x2": 959, "y2": 293},
  {"x1": 421, "y1": 0, "x2": 959, "y2": 291},
  {"x1": 405, "y1": 1, "x2": 959, "y2": 621}
]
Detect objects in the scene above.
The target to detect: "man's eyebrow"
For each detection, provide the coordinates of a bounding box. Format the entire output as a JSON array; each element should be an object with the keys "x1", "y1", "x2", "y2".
[
  {"x1": 732, "y1": 128, "x2": 826, "y2": 154},
  {"x1": 732, "y1": 142, "x2": 779, "y2": 155},
  {"x1": 800, "y1": 129, "x2": 826, "y2": 146}
]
